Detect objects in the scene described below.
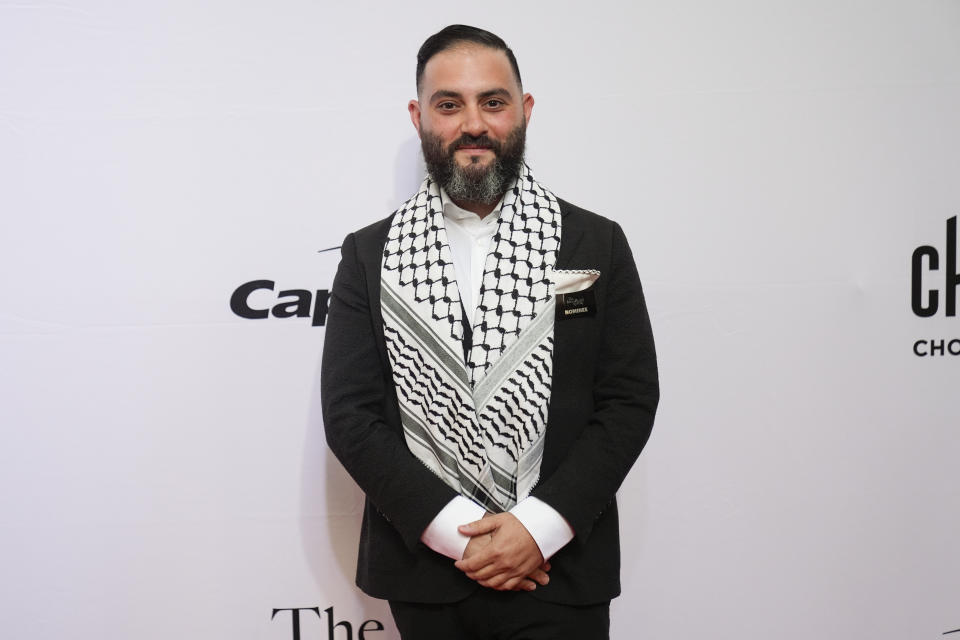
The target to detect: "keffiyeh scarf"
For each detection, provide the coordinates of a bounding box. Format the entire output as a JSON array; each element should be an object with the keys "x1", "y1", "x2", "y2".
[{"x1": 380, "y1": 164, "x2": 561, "y2": 511}]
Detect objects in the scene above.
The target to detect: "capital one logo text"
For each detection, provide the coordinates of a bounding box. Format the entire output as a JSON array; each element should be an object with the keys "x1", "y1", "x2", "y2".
[{"x1": 231, "y1": 280, "x2": 330, "y2": 327}]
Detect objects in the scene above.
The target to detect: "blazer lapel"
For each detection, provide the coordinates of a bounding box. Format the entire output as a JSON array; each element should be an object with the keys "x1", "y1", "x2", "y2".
[{"x1": 556, "y1": 201, "x2": 585, "y2": 270}]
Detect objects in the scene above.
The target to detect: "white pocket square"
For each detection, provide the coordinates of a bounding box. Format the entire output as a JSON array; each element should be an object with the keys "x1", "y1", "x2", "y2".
[{"x1": 554, "y1": 269, "x2": 600, "y2": 294}]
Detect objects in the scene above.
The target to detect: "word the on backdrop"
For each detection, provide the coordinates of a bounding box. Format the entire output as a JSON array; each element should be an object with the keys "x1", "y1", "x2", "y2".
[
  {"x1": 271, "y1": 606, "x2": 384, "y2": 640},
  {"x1": 231, "y1": 280, "x2": 330, "y2": 327}
]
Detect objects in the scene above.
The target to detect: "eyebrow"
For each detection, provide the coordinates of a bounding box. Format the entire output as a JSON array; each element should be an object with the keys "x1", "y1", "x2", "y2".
[
  {"x1": 429, "y1": 88, "x2": 513, "y2": 104},
  {"x1": 477, "y1": 88, "x2": 512, "y2": 101}
]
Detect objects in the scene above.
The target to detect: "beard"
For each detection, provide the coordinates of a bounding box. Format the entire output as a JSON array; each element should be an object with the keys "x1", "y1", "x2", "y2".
[{"x1": 421, "y1": 123, "x2": 526, "y2": 206}]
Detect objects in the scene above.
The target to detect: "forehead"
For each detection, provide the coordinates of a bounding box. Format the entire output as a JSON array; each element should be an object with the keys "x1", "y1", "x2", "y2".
[{"x1": 420, "y1": 44, "x2": 520, "y2": 99}]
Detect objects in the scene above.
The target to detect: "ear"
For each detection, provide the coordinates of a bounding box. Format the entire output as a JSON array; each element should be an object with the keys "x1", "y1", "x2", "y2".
[
  {"x1": 408, "y1": 100, "x2": 423, "y2": 137},
  {"x1": 522, "y1": 93, "x2": 534, "y2": 124}
]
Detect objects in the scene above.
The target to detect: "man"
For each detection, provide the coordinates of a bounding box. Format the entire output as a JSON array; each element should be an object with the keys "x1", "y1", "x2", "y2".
[{"x1": 321, "y1": 25, "x2": 658, "y2": 639}]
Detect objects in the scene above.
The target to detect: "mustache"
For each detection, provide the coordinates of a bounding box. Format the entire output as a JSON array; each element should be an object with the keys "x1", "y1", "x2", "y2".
[{"x1": 448, "y1": 134, "x2": 502, "y2": 154}]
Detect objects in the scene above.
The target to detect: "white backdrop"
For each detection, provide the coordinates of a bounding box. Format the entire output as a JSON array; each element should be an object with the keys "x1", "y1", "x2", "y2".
[{"x1": 2, "y1": 1, "x2": 959, "y2": 638}]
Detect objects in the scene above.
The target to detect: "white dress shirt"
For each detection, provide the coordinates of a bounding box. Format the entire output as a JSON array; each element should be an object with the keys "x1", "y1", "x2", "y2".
[{"x1": 419, "y1": 189, "x2": 575, "y2": 562}]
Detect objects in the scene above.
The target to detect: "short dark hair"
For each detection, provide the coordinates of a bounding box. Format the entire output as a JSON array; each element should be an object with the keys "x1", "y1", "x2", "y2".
[{"x1": 416, "y1": 25, "x2": 522, "y2": 95}]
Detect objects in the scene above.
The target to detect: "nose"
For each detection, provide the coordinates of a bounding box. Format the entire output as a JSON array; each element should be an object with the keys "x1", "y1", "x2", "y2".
[{"x1": 460, "y1": 104, "x2": 487, "y2": 137}]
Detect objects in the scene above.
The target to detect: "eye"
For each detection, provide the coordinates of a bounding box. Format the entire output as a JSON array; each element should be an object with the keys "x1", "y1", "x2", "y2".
[
  {"x1": 437, "y1": 101, "x2": 458, "y2": 111},
  {"x1": 485, "y1": 99, "x2": 504, "y2": 109}
]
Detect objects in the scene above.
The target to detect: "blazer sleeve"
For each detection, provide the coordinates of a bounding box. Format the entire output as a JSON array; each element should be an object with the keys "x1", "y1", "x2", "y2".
[
  {"x1": 531, "y1": 221, "x2": 660, "y2": 543},
  {"x1": 321, "y1": 231, "x2": 459, "y2": 551}
]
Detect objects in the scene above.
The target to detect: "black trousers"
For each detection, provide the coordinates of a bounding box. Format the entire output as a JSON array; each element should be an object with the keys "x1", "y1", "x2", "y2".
[{"x1": 388, "y1": 591, "x2": 610, "y2": 640}]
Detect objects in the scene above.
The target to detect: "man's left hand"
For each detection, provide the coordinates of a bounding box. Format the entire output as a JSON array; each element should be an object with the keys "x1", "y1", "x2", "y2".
[{"x1": 454, "y1": 512, "x2": 545, "y2": 591}]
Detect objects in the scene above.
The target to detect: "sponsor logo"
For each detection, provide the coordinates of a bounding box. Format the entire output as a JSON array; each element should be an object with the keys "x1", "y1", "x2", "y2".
[
  {"x1": 271, "y1": 606, "x2": 384, "y2": 640},
  {"x1": 230, "y1": 246, "x2": 338, "y2": 327},
  {"x1": 231, "y1": 280, "x2": 330, "y2": 327},
  {"x1": 910, "y1": 216, "x2": 958, "y2": 357}
]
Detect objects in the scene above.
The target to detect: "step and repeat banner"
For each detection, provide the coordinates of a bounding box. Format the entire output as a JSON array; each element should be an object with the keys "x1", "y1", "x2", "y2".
[{"x1": 2, "y1": 2, "x2": 958, "y2": 638}]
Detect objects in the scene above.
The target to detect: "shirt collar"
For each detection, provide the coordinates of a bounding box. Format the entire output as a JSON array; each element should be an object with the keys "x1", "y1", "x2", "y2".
[{"x1": 440, "y1": 187, "x2": 502, "y2": 225}]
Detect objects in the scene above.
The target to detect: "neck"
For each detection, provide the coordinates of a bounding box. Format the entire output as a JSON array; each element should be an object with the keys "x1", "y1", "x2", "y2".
[{"x1": 449, "y1": 195, "x2": 502, "y2": 219}]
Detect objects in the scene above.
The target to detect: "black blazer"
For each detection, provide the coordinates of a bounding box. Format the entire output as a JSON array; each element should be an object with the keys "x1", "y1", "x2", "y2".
[{"x1": 321, "y1": 199, "x2": 659, "y2": 605}]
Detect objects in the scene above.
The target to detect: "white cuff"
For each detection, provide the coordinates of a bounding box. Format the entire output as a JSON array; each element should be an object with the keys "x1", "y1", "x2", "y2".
[
  {"x1": 420, "y1": 496, "x2": 486, "y2": 560},
  {"x1": 510, "y1": 497, "x2": 575, "y2": 561}
]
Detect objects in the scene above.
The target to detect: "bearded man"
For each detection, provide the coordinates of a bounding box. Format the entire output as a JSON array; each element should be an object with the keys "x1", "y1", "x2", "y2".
[{"x1": 321, "y1": 24, "x2": 659, "y2": 640}]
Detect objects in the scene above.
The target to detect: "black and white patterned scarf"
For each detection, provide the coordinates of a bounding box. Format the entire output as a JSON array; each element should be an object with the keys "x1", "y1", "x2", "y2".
[{"x1": 380, "y1": 164, "x2": 561, "y2": 511}]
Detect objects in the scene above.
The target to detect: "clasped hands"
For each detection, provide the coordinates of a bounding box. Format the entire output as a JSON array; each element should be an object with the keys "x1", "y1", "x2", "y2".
[{"x1": 453, "y1": 512, "x2": 550, "y2": 592}]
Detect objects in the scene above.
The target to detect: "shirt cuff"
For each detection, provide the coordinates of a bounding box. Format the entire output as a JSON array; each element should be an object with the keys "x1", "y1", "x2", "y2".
[
  {"x1": 420, "y1": 496, "x2": 487, "y2": 560},
  {"x1": 510, "y1": 497, "x2": 575, "y2": 561}
]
